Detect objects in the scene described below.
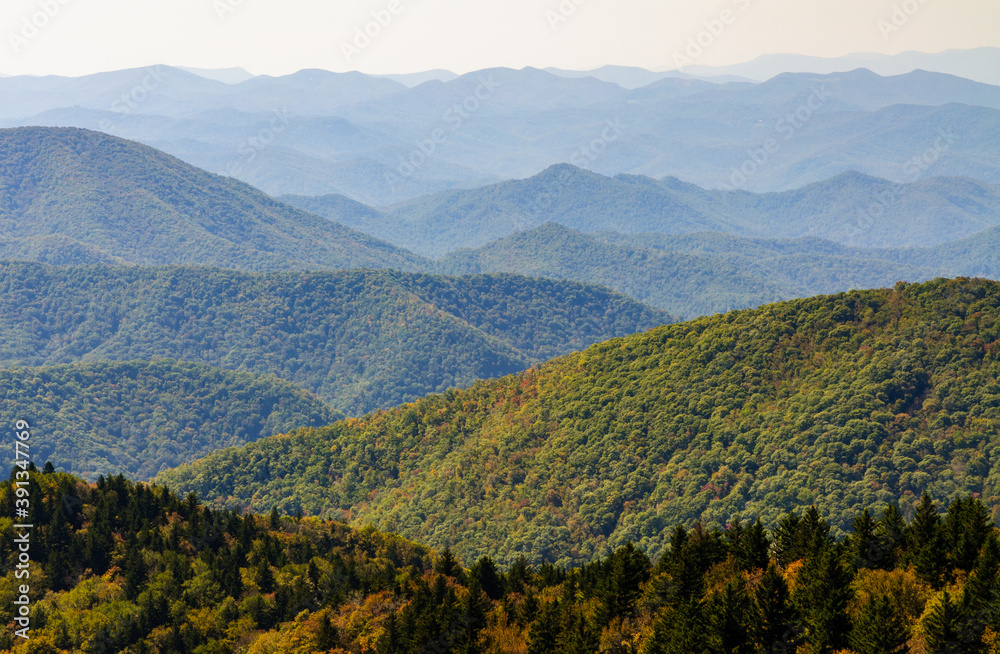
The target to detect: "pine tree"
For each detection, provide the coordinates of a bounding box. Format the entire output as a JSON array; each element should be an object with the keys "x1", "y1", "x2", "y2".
[
  {"x1": 436, "y1": 547, "x2": 459, "y2": 578},
  {"x1": 877, "y1": 504, "x2": 908, "y2": 570},
  {"x1": 849, "y1": 594, "x2": 908, "y2": 654},
  {"x1": 793, "y1": 547, "x2": 853, "y2": 653},
  {"x1": 923, "y1": 591, "x2": 964, "y2": 654},
  {"x1": 527, "y1": 600, "x2": 562, "y2": 654},
  {"x1": 379, "y1": 612, "x2": 400, "y2": 654},
  {"x1": 945, "y1": 497, "x2": 992, "y2": 572},
  {"x1": 726, "y1": 517, "x2": 770, "y2": 571},
  {"x1": 774, "y1": 508, "x2": 832, "y2": 566},
  {"x1": 910, "y1": 493, "x2": 948, "y2": 588},
  {"x1": 742, "y1": 519, "x2": 771, "y2": 571},
  {"x1": 603, "y1": 541, "x2": 651, "y2": 620},
  {"x1": 708, "y1": 581, "x2": 755, "y2": 654},
  {"x1": 956, "y1": 532, "x2": 1000, "y2": 654},
  {"x1": 755, "y1": 564, "x2": 797, "y2": 652},
  {"x1": 123, "y1": 544, "x2": 148, "y2": 601},
  {"x1": 849, "y1": 509, "x2": 882, "y2": 570},
  {"x1": 643, "y1": 601, "x2": 711, "y2": 654},
  {"x1": 255, "y1": 559, "x2": 275, "y2": 593},
  {"x1": 316, "y1": 610, "x2": 339, "y2": 651},
  {"x1": 470, "y1": 556, "x2": 503, "y2": 601}
]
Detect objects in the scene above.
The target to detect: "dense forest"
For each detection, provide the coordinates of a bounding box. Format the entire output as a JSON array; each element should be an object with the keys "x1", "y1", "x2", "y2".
[
  {"x1": 437, "y1": 224, "x2": 944, "y2": 318},
  {"x1": 0, "y1": 359, "x2": 341, "y2": 481},
  {"x1": 158, "y1": 277, "x2": 1000, "y2": 566},
  {"x1": 2, "y1": 470, "x2": 999, "y2": 653},
  {"x1": 0, "y1": 262, "x2": 668, "y2": 414}
]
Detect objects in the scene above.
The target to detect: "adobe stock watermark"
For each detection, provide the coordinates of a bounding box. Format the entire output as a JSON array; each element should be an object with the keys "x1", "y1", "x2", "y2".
[
  {"x1": 8, "y1": 0, "x2": 74, "y2": 54},
  {"x1": 521, "y1": 117, "x2": 627, "y2": 226},
  {"x1": 545, "y1": 0, "x2": 591, "y2": 31},
  {"x1": 214, "y1": 0, "x2": 248, "y2": 22},
  {"x1": 384, "y1": 75, "x2": 502, "y2": 191},
  {"x1": 569, "y1": 118, "x2": 626, "y2": 170},
  {"x1": 721, "y1": 84, "x2": 836, "y2": 190},
  {"x1": 843, "y1": 126, "x2": 957, "y2": 240},
  {"x1": 222, "y1": 108, "x2": 292, "y2": 178},
  {"x1": 11, "y1": 420, "x2": 34, "y2": 641},
  {"x1": 341, "y1": 0, "x2": 416, "y2": 64},
  {"x1": 98, "y1": 67, "x2": 170, "y2": 134},
  {"x1": 878, "y1": 0, "x2": 930, "y2": 40},
  {"x1": 671, "y1": 0, "x2": 755, "y2": 70}
]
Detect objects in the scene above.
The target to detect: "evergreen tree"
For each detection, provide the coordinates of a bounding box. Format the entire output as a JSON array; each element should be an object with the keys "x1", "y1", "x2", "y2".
[
  {"x1": 603, "y1": 542, "x2": 651, "y2": 620},
  {"x1": 316, "y1": 610, "x2": 339, "y2": 651},
  {"x1": 708, "y1": 581, "x2": 756, "y2": 654},
  {"x1": 470, "y1": 556, "x2": 504, "y2": 601},
  {"x1": 436, "y1": 547, "x2": 460, "y2": 578},
  {"x1": 726, "y1": 517, "x2": 770, "y2": 571},
  {"x1": 255, "y1": 559, "x2": 275, "y2": 593},
  {"x1": 850, "y1": 594, "x2": 908, "y2": 654},
  {"x1": 923, "y1": 591, "x2": 964, "y2": 654},
  {"x1": 849, "y1": 508, "x2": 882, "y2": 570},
  {"x1": 379, "y1": 613, "x2": 400, "y2": 654},
  {"x1": 123, "y1": 543, "x2": 148, "y2": 601},
  {"x1": 755, "y1": 564, "x2": 797, "y2": 652},
  {"x1": 793, "y1": 547, "x2": 853, "y2": 653},
  {"x1": 877, "y1": 504, "x2": 908, "y2": 570},
  {"x1": 945, "y1": 497, "x2": 992, "y2": 572},
  {"x1": 910, "y1": 493, "x2": 948, "y2": 588},
  {"x1": 527, "y1": 600, "x2": 562, "y2": 654}
]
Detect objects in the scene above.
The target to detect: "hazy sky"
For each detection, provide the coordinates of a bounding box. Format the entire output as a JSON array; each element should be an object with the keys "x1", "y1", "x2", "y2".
[{"x1": 1, "y1": 0, "x2": 997, "y2": 76}]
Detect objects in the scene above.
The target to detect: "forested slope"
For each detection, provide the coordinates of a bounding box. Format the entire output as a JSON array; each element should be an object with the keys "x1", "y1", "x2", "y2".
[
  {"x1": 4, "y1": 471, "x2": 998, "y2": 653},
  {"x1": 159, "y1": 278, "x2": 1000, "y2": 566},
  {"x1": 0, "y1": 126, "x2": 426, "y2": 271},
  {"x1": 438, "y1": 223, "x2": 943, "y2": 317},
  {"x1": 0, "y1": 359, "x2": 341, "y2": 481},
  {"x1": 0, "y1": 262, "x2": 669, "y2": 414}
]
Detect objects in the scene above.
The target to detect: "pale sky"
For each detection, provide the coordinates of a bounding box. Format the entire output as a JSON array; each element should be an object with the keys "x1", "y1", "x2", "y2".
[{"x1": 1, "y1": 0, "x2": 998, "y2": 77}]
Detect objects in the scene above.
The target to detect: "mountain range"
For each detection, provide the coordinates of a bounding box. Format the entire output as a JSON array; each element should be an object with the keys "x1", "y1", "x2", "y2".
[
  {"x1": 3, "y1": 65, "x2": 999, "y2": 203},
  {"x1": 2, "y1": 126, "x2": 998, "y2": 322},
  {"x1": 284, "y1": 165, "x2": 1000, "y2": 257},
  {"x1": 670, "y1": 47, "x2": 1000, "y2": 86}
]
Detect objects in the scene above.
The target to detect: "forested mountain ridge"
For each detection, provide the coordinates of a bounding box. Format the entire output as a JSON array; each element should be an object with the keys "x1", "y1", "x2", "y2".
[
  {"x1": 0, "y1": 126, "x2": 427, "y2": 271},
  {"x1": 437, "y1": 223, "x2": 943, "y2": 317},
  {"x1": 0, "y1": 261, "x2": 669, "y2": 415},
  {"x1": 282, "y1": 165, "x2": 1000, "y2": 257},
  {"x1": 158, "y1": 277, "x2": 1000, "y2": 567},
  {"x1": 3, "y1": 470, "x2": 997, "y2": 653},
  {"x1": 0, "y1": 359, "x2": 342, "y2": 481}
]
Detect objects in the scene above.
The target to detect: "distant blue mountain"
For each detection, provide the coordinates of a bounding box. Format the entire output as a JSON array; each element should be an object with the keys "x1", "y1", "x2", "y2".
[{"x1": 3, "y1": 63, "x2": 999, "y2": 202}]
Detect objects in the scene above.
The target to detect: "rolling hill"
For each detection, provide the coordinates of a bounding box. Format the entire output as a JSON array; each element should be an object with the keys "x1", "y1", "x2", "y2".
[
  {"x1": 436, "y1": 223, "x2": 942, "y2": 317},
  {"x1": 157, "y1": 277, "x2": 1000, "y2": 566},
  {"x1": 0, "y1": 262, "x2": 669, "y2": 415},
  {"x1": 0, "y1": 126, "x2": 426, "y2": 271},
  {"x1": 284, "y1": 166, "x2": 1000, "y2": 257},
  {"x1": 0, "y1": 359, "x2": 341, "y2": 481}
]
